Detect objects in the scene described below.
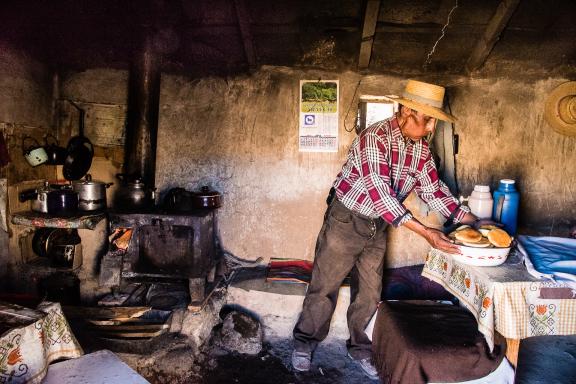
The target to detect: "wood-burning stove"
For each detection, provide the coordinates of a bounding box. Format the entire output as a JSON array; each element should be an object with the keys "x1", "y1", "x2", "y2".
[{"x1": 105, "y1": 210, "x2": 219, "y2": 305}]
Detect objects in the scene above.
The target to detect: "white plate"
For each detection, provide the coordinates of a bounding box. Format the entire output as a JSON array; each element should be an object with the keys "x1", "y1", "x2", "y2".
[{"x1": 451, "y1": 245, "x2": 511, "y2": 267}]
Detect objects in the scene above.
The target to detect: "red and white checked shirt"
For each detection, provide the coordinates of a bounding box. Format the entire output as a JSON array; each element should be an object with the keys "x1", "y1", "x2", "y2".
[{"x1": 334, "y1": 116, "x2": 469, "y2": 227}]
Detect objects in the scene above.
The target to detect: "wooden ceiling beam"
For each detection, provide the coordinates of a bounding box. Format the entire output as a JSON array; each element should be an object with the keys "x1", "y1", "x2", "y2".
[
  {"x1": 465, "y1": 0, "x2": 521, "y2": 73},
  {"x1": 358, "y1": 0, "x2": 381, "y2": 70},
  {"x1": 233, "y1": 0, "x2": 257, "y2": 71}
]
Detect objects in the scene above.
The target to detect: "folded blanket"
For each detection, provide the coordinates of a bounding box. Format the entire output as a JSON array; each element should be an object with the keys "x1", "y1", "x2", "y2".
[{"x1": 517, "y1": 236, "x2": 576, "y2": 283}]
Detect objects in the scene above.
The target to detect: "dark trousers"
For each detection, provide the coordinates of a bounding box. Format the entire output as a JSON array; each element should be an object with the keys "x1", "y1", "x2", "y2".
[{"x1": 293, "y1": 197, "x2": 388, "y2": 359}]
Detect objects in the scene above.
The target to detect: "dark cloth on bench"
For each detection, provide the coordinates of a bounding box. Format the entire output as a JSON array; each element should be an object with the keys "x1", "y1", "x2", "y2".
[
  {"x1": 372, "y1": 301, "x2": 505, "y2": 384},
  {"x1": 514, "y1": 335, "x2": 576, "y2": 384}
]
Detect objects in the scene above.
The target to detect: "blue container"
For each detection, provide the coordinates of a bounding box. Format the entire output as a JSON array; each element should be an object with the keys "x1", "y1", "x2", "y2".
[{"x1": 492, "y1": 179, "x2": 520, "y2": 235}]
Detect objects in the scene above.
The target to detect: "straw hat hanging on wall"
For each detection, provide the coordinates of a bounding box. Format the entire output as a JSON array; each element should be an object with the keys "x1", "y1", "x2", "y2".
[{"x1": 544, "y1": 81, "x2": 576, "y2": 137}]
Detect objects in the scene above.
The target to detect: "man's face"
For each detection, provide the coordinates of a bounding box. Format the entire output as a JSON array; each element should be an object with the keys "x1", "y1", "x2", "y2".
[{"x1": 401, "y1": 108, "x2": 437, "y2": 141}]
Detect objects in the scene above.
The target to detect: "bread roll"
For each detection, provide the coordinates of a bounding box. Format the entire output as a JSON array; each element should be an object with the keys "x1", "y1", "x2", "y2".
[
  {"x1": 487, "y1": 228, "x2": 512, "y2": 248},
  {"x1": 463, "y1": 237, "x2": 491, "y2": 248},
  {"x1": 454, "y1": 228, "x2": 483, "y2": 243}
]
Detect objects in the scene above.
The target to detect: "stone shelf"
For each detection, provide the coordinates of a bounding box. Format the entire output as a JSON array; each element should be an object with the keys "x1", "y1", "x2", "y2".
[{"x1": 11, "y1": 211, "x2": 107, "y2": 230}]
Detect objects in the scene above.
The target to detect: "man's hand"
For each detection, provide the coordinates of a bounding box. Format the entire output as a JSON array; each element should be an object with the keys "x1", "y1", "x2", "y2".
[
  {"x1": 459, "y1": 212, "x2": 503, "y2": 230},
  {"x1": 423, "y1": 228, "x2": 461, "y2": 254},
  {"x1": 404, "y1": 218, "x2": 461, "y2": 254},
  {"x1": 471, "y1": 218, "x2": 503, "y2": 230}
]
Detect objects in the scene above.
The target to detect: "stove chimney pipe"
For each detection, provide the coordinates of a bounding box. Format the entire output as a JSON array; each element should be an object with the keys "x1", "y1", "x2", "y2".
[{"x1": 124, "y1": 30, "x2": 161, "y2": 188}]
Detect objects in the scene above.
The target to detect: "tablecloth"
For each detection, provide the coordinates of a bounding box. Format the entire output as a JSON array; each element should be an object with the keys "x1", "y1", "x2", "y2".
[
  {"x1": 11, "y1": 211, "x2": 106, "y2": 230},
  {"x1": 0, "y1": 301, "x2": 83, "y2": 383},
  {"x1": 422, "y1": 248, "x2": 576, "y2": 351}
]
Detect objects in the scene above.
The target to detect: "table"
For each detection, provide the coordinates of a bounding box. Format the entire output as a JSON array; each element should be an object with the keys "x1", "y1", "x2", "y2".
[
  {"x1": 0, "y1": 301, "x2": 83, "y2": 383},
  {"x1": 422, "y1": 248, "x2": 576, "y2": 353}
]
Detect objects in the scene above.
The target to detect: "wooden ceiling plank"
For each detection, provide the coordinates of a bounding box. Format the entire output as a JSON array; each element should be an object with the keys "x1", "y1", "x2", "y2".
[
  {"x1": 358, "y1": 0, "x2": 382, "y2": 69},
  {"x1": 233, "y1": 0, "x2": 257, "y2": 71},
  {"x1": 465, "y1": 0, "x2": 521, "y2": 73}
]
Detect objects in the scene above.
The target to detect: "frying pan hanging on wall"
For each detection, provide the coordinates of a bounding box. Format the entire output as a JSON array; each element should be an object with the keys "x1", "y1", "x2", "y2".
[{"x1": 63, "y1": 101, "x2": 94, "y2": 180}]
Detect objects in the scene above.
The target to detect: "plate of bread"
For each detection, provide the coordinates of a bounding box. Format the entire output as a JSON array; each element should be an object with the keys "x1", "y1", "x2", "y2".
[{"x1": 446, "y1": 225, "x2": 513, "y2": 267}]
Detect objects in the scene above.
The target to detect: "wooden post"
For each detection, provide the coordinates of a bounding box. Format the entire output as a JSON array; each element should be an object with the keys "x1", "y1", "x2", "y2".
[
  {"x1": 358, "y1": 0, "x2": 381, "y2": 70},
  {"x1": 465, "y1": 0, "x2": 521, "y2": 73}
]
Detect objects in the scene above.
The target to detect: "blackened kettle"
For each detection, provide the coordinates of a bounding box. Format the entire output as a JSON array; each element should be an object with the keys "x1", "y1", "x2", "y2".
[{"x1": 114, "y1": 174, "x2": 156, "y2": 212}]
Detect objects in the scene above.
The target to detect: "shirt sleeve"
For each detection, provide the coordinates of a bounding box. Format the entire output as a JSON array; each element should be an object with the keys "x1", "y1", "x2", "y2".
[
  {"x1": 413, "y1": 154, "x2": 470, "y2": 223},
  {"x1": 358, "y1": 131, "x2": 413, "y2": 226}
]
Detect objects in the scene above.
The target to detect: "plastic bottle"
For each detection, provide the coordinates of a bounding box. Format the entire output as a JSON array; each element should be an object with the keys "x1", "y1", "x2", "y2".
[
  {"x1": 492, "y1": 179, "x2": 520, "y2": 235},
  {"x1": 468, "y1": 185, "x2": 493, "y2": 219}
]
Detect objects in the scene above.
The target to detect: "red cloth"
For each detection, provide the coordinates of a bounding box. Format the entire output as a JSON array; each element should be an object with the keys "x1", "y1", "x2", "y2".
[
  {"x1": 0, "y1": 131, "x2": 10, "y2": 167},
  {"x1": 333, "y1": 117, "x2": 468, "y2": 226}
]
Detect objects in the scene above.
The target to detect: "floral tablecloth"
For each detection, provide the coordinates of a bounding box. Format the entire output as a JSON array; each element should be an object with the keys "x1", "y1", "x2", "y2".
[
  {"x1": 0, "y1": 301, "x2": 83, "y2": 383},
  {"x1": 11, "y1": 211, "x2": 106, "y2": 229},
  {"x1": 422, "y1": 248, "x2": 576, "y2": 351}
]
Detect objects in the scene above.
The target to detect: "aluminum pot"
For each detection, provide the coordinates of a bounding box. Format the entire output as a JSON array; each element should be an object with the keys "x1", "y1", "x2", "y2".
[
  {"x1": 72, "y1": 174, "x2": 113, "y2": 211},
  {"x1": 18, "y1": 181, "x2": 51, "y2": 213}
]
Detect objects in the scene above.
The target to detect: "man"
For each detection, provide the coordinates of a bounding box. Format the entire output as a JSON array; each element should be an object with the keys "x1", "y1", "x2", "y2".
[{"x1": 291, "y1": 80, "x2": 482, "y2": 380}]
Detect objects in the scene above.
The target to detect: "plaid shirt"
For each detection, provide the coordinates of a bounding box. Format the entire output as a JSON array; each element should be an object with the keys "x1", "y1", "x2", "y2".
[{"x1": 334, "y1": 116, "x2": 469, "y2": 227}]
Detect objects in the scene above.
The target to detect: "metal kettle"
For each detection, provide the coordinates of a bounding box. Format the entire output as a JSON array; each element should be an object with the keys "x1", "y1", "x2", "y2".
[{"x1": 114, "y1": 174, "x2": 156, "y2": 212}]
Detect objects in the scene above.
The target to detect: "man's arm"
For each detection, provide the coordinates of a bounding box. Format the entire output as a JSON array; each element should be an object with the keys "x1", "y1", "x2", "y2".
[{"x1": 409, "y1": 154, "x2": 480, "y2": 253}]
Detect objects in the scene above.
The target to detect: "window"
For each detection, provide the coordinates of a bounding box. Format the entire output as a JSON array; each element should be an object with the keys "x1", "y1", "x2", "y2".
[{"x1": 357, "y1": 96, "x2": 396, "y2": 133}]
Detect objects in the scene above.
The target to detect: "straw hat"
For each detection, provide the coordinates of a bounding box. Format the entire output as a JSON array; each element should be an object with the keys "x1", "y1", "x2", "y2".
[
  {"x1": 388, "y1": 80, "x2": 456, "y2": 123},
  {"x1": 544, "y1": 81, "x2": 576, "y2": 137}
]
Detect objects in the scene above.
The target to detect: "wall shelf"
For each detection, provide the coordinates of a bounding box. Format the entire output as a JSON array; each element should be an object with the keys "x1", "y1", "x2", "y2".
[{"x1": 11, "y1": 211, "x2": 106, "y2": 230}]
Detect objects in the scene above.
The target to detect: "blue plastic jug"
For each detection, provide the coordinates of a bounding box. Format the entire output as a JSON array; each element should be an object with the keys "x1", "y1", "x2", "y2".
[{"x1": 492, "y1": 179, "x2": 520, "y2": 235}]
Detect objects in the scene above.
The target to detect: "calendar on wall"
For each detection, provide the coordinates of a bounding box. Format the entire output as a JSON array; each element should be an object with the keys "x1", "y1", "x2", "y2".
[{"x1": 299, "y1": 80, "x2": 338, "y2": 152}]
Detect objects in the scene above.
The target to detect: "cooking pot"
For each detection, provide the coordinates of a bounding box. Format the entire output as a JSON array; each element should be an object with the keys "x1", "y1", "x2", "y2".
[
  {"x1": 72, "y1": 174, "x2": 113, "y2": 211},
  {"x1": 114, "y1": 174, "x2": 156, "y2": 212},
  {"x1": 46, "y1": 229, "x2": 81, "y2": 268},
  {"x1": 43, "y1": 134, "x2": 67, "y2": 165},
  {"x1": 19, "y1": 181, "x2": 51, "y2": 213},
  {"x1": 22, "y1": 136, "x2": 48, "y2": 167},
  {"x1": 32, "y1": 228, "x2": 56, "y2": 258},
  {"x1": 47, "y1": 188, "x2": 79, "y2": 216},
  {"x1": 192, "y1": 186, "x2": 222, "y2": 209},
  {"x1": 163, "y1": 187, "x2": 195, "y2": 212}
]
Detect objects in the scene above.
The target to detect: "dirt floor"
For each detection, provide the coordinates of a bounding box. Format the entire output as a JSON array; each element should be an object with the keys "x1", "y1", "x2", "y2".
[
  {"x1": 199, "y1": 339, "x2": 377, "y2": 384},
  {"x1": 112, "y1": 334, "x2": 377, "y2": 383}
]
